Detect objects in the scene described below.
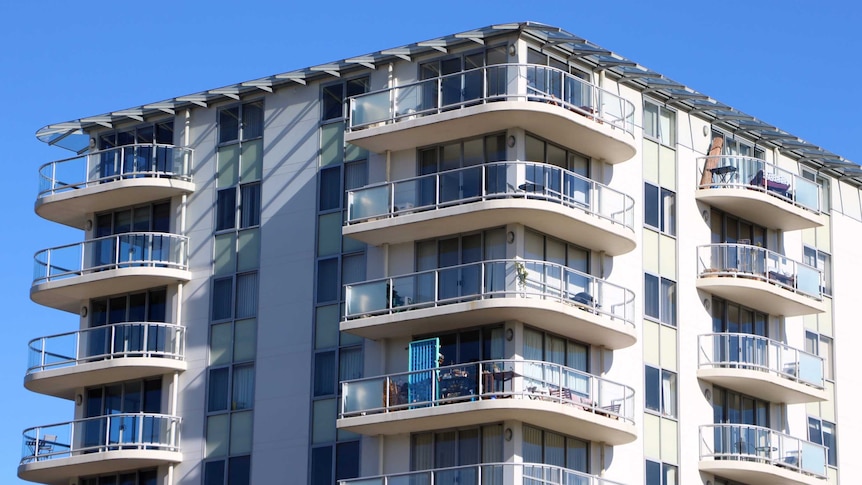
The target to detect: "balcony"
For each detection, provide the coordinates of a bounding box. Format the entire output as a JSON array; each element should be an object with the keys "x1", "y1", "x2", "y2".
[
  {"x1": 345, "y1": 64, "x2": 636, "y2": 164},
  {"x1": 18, "y1": 414, "x2": 181, "y2": 485},
  {"x1": 339, "y1": 360, "x2": 636, "y2": 445},
  {"x1": 36, "y1": 144, "x2": 194, "y2": 229},
  {"x1": 696, "y1": 156, "x2": 822, "y2": 231},
  {"x1": 344, "y1": 162, "x2": 636, "y2": 255},
  {"x1": 697, "y1": 333, "x2": 826, "y2": 404},
  {"x1": 343, "y1": 259, "x2": 636, "y2": 349},
  {"x1": 699, "y1": 424, "x2": 827, "y2": 485},
  {"x1": 31, "y1": 233, "x2": 190, "y2": 313},
  {"x1": 25, "y1": 323, "x2": 186, "y2": 399},
  {"x1": 696, "y1": 244, "x2": 826, "y2": 316},
  {"x1": 340, "y1": 462, "x2": 626, "y2": 485}
]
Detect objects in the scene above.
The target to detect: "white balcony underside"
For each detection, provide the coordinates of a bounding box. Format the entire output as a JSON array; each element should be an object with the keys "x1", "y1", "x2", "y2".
[
  {"x1": 342, "y1": 297, "x2": 636, "y2": 350},
  {"x1": 31, "y1": 268, "x2": 191, "y2": 314},
  {"x1": 343, "y1": 199, "x2": 636, "y2": 256},
  {"x1": 36, "y1": 178, "x2": 195, "y2": 229},
  {"x1": 695, "y1": 277, "x2": 826, "y2": 317},
  {"x1": 18, "y1": 450, "x2": 182, "y2": 485},
  {"x1": 26, "y1": 358, "x2": 188, "y2": 400},
  {"x1": 345, "y1": 101, "x2": 636, "y2": 164},
  {"x1": 697, "y1": 368, "x2": 827, "y2": 404},
  {"x1": 338, "y1": 398, "x2": 636, "y2": 445},
  {"x1": 699, "y1": 459, "x2": 825, "y2": 485},
  {"x1": 696, "y1": 188, "x2": 823, "y2": 231}
]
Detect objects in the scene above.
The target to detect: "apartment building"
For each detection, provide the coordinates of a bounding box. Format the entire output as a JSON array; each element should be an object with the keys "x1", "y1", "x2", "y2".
[{"x1": 20, "y1": 21, "x2": 861, "y2": 485}]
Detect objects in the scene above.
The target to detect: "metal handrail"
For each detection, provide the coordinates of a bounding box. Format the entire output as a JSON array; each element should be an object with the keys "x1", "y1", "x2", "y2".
[
  {"x1": 697, "y1": 333, "x2": 824, "y2": 388},
  {"x1": 699, "y1": 423, "x2": 827, "y2": 478},
  {"x1": 33, "y1": 232, "x2": 189, "y2": 285},
  {"x1": 347, "y1": 63, "x2": 635, "y2": 135},
  {"x1": 345, "y1": 161, "x2": 634, "y2": 230},
  {"x1": 37, "y1": 143, "x2": 194, "y2": 198},
  {"x1": 341, "y1": 359, "x2": 635, "y2": 423},
  {"x1": 696, "y1": 243, "x2": 823, "y2": 300},
  {"x1": 21, "y1": 413, "x2": 182, "y2": 464},
  {"x1": 27, "y1": 322, "x2": 186, "y2": 375},
  {"x1": 344, "y1": 258, "x2": 635, "y2": 327},
  {"x1": 696, "y1": 155, "x2": 821, "y2": 213},
  {"x1": 339, "y1": 462, "x2": 626, "y2": 485}
]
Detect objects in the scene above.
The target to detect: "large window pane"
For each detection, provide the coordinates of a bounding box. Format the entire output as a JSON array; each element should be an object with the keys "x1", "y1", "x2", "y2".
[
  {"x1": 311, "y1": 447, "x2": 333, "y2": 485},
  {"x1": 210, "y1": 323, "x2": 232, "y2": 365},
  {"x1": 229, "y1": 412, "x2": 253, "y2": 454},
  {"x1": 227, "y1": 455, "x2": 251, "y2": 485},
  {"x1": 216, "y1": 189, "x2": 237, "y2": 231},
  {"x1": 219, "y1": 107, "x2": 240, "y2": 144},
  {"x1": 212, "y1": 278, "x2": 233, "y2": 321},
  {"x1": 645, "y1": 365, "x2": 660, "y2": 412},
  {"x1": 319, "y1": 167, "x2": 341, "y2": 210},
  {"x1": 232, "y1": 364, "x2": 255, "y2": 410},
  {"x1": 317, "y1": 258, "x2": 338, "y2": 302},
  {"x1": 314, "y1": 351, "x2": 336, "y2": 396},
  {"x1": 240, "y1": 183, "x2": 261, "y2": 228},
  {"x1": 205, "y1": 414, "x2": 229, "y2": 457},
  {"x1": 208, "y1": 368, "x2": 229, "y2": 411},
  {"x1": 242, "y1": 102, "x2": 263, "y2": 140},
  {"x1": 235, "y1": 273, "x2": 258, "y2": 319},
  {"x1": 234, "y1": 319, "x2": 257, "y2": 362},
  {"x1": 336, "y1": 441, "x2": 360, "y2": 480}
]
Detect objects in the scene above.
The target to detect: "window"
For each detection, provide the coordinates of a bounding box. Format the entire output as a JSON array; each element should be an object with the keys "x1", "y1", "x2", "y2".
[
  {"x1": 644, "y1": 182, "x2": 675, "y2": 236},
  {"x1": 644, "y1": 274, "x2": 676, "y2": 326},
  {"x1": 802, "y1": 169, "x2": 831, "y2": 211},
  {"x1": 808, "y1": 417, "x2": 837, "y2": 467},
  {"x1": 643, "y1": 102, "x2": 675, "y2": 146},
  {"x1": 712, "y1": 130, "x2": 765, "y2": 159},
  {"x1": 805, "y1": 331, "x2": 833, "y2": 381},
  {"x1": 645, "y1": 460, "x2": 678, "y2": 485},
  {"x1": 645, "y1": 366, "x2": 677, "y2": 417},
  {"x1": 411, "y1": 425, "x2": 504, "y2": 471},
  {"x1": 522, "y1": 425, "x2": 588, "y2": 472},
  {"x1": 322, "y1": 78, "x2": 370, "y2": 121},
  {"x1": 803, "y1": 246, "x2": 832, "y2": 296},
  {"x1": 81, "y1": 469, "x2": 157, "y2": 485}
]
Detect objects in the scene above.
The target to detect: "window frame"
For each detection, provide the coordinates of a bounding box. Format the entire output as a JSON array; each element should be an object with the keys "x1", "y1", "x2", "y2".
[{"x1": 643, "y1": 101, "x2": 676, "y2": 147}]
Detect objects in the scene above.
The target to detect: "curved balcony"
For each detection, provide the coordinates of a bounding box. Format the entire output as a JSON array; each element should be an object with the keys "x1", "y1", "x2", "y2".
[
  {"x1": 25, "y1": 323, "x2": 186, "y2": 399},
  {"x1": 19, "y1": 414, "x2": 181, "y2": 485},
  {"x1": 696, "y1": 156, "x2": 822, "y2": 231},
  {"x1": 344, "y1": 162, "x2": 636, "y2": 255},
  {"x1": 340, "y1": 462, "x2": 626, "y2": 485},
  {"x1": 343, "y1": 259, "x2": 636, "y2": 349},
  {"x1": 36, "y1": 144, "x2": 194, "y2": 229},
  {"x1": 697, "y1": 333, "x2": 826, "y2": 404},
  {"x1": 345, "y1": 63, "x2": 636, "y2": 164},
  {"x1": 339, "y1": 360, "x2": 636, "y2": 445},
  {"x1": 696, "y1": 244, "x2": 826, "y2": 316},
  {"x1": 699, "y1": 424, "x2": 827, "y2": 485},
  {"x1": 31, "y1": 233, "x2": 190, "y2": 313}
]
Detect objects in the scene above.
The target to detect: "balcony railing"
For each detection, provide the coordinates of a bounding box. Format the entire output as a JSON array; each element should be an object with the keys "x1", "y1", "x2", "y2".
[
  {"x1": 340, "y1": 462, "x2": 625, "y2": 485},
  {"x1": 33, "y1": 232, "x2": 189, "y2": 285},
  {"x1": 38, "y1": 144, "x2": 193, "y2": 199},
  {"x1": 699, "y1": 423, "x2": 827, "y2": 479},
  {"x1": 697, "y1": 156, "x2": 820, "y2": 213},
  {"x1": 344, "y1": 258, "x2": 635, "y2": 327},
  {"x1": 341, "y1": 359, "x2": 635, "y2": 423},
  {"x1": 698, "y1": 333, "x2": 824, "y2": 388},
  {"x1": 21, "y1": 413, "x2": 181, "y2": 464},
  {"x1": 345, "y1": 161, "x2": 634, "y2": 229},
  {"x1": 696, "y1": 244, "x2": 822, "y2": 300},
  {"x1": 27, "y1": 323, "x2": 185, "y2": 375},
  {"x1": 348, "y1": 63, "x2": 635, "y2": 135}
]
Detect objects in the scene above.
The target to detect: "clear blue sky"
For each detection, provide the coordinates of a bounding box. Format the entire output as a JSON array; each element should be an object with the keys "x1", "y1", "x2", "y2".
[{"x1": 1, "y1": 1, "x2": 859, "y2": 482}]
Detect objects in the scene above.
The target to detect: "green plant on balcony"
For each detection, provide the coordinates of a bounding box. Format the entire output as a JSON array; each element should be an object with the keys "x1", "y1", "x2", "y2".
[{"x1": 514, "y1": 261, "x2": 529, "y2": 292}]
